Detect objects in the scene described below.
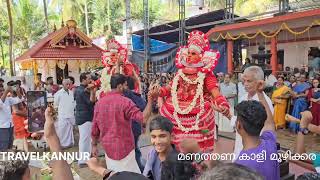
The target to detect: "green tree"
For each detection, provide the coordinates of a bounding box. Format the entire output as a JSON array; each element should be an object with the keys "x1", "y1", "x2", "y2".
[
  {"x1": 0, "y1": 0, "x2": 9, "y2": 67},
  {"x1": 131, "y1": 0, "x2": 162, "y2": 24},
  {"x1": 207, "y1": 0, "x2": 225, "y2": 10},
  {"x1": 13, "y1": 0, "x2": 46, "y2": 53},
  {"x1": 234, "y1": 0, "x2": 278, "y2": 16},
  {"x1": 50, "y1": 0, "x2": 95, "y2": 35},
  {"x1": 6, "y1": 0, "x2": 14, "y2": 75},
  {"x1": 91, "y1": 0, "x2": 124, "y2": 37}
]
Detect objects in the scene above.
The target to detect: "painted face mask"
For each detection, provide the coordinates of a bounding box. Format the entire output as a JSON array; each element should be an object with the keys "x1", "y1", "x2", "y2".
[{"x1": 175, "y1": 30, "x2": 220, "y2": 73}]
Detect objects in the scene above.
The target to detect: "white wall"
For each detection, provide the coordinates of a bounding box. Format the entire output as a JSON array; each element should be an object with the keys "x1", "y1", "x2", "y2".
[{"x1": 246, "y1": 40, "x2": 320, "y2": 69}]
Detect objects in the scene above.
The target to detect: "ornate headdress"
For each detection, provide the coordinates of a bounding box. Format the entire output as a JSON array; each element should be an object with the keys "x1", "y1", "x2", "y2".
[
  {"x1": 102, "y1": 39, "x2": 128, "y2": 67},
  {"x1": 175, "y1": 30, "x2": 220, "y2": 73}
]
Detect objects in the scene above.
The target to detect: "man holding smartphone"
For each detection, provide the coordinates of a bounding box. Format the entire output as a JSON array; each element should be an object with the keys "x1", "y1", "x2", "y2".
[
  {"x1": 74, "y1": 72, "x2": 97, "y2": 167},
  {"x1": 0, "y1": 82, "x2": 23, "y2": 150}
]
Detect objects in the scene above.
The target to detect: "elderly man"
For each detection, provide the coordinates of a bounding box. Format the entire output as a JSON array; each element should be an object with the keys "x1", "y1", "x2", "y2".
[
  {"x1": 231, "y1": 66, "x2": 274, "y2": 160},
  {"x1": 54, "y1": 79, "x2": 76, "y2": 148},
  {"x1": 218, "y1": 73, "x2": 237, "y2": 132}
]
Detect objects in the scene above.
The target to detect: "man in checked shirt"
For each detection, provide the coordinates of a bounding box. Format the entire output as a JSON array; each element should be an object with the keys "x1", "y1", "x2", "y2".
[{"x1": 91, "y1": 73, "x2": 157, "y2": 173}]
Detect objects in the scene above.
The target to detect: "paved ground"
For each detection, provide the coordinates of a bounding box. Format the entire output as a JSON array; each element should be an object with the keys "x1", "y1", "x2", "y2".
[
  {"x1": 220, "y1": 129, "x2": 320, "y2": 153},
  {"x1": 28, "y1": 128, "x2": 318, "y2": 180}
]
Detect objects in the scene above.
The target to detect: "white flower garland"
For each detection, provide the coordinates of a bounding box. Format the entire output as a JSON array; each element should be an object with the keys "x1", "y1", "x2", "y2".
[
  {"x1": 97, "y1": 67, "x2": 111, "y2": 98},
  {"x1": 171, "y1": 69, "x2": 206, "y2": 132}
]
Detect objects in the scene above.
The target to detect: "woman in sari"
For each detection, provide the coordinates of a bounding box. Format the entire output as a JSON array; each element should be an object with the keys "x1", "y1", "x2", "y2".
[
  {"x1": 290, "y1": 74, "x2": 311, "y2": 133},
  {"x1": 272, "y1": 76, "x2": 291, "y2": 129},
  {"x1": 308, "y1": 78, "x2": 320, "y2": 126}
]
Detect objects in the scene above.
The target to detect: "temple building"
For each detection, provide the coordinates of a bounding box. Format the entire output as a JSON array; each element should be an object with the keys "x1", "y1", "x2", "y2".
[
  {"x1": 206, "y1": 8, "x2": 320, "y2": 74},
  {"x1": 15, "y1": 20, "x2": 104, "y2": 84}
]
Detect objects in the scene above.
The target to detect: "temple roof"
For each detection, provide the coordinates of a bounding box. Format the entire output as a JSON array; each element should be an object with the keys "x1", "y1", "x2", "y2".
[
  {"x1": 16, "y1": 20, "x2": 104, "y2": 61},
  {"x1": 206, "y1": 8, "x2": 320, "y2": 40}
]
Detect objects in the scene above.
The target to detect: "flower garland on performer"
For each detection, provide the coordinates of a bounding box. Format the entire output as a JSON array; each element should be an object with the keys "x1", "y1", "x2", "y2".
[
  {"x1": 171, "y1": 69, "x2": 206, "y2": 132},
  {"x1": 157, "y1": 30, "x2": 230, "y2": 151},
  {"x1": 97, "y1": 68, "x2": 111, "y2": 97}
]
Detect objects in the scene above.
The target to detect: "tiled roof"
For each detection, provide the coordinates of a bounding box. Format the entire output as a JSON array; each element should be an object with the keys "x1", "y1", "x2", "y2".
[
  {"x1": 31, "y1": 42, "x2": 103, "y2": 60},
  {"x1": 16, "y1": 26, "x2": 104, "y2": 61}
]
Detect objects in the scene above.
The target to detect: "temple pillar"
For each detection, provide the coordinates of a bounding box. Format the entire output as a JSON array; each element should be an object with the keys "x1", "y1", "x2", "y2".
[
  {"x1": 227, "y1": 40, "x2": 234, "y2": 74},
  {"x1": 271, "y1": 37, "x2": 278, "y2": 75}
]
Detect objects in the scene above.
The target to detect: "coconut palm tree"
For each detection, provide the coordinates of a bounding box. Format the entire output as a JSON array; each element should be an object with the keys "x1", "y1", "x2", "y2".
[
  {"x1": 0, "y1": 1, "x2": 8, "y2": 67},
  {"x1": 6, "y1": 0, "x2": 14, "y2": 76},
  {"x1": 43, "y1": 0, "x2": 49, "y2": 30},
  {"x1": 13, "y1": 0, "x2": 46, "y2": 50},
  {"x1": 125, "y1": 0, "x2": 132, "y2": 53},
  {"x1": 50, "y1": 0, "x2": 92, "y2": 35}
]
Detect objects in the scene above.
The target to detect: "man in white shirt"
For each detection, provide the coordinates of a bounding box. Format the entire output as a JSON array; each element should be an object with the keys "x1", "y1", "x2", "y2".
[
  {"x1": 237, "y1": 74, "x2": 246, "y2": 101},
  {"x1": 0, "y1": 85, "x2": 23, "y2": 150},
  {"x1": 231, "y1": 66, "x2": 274, "y2": 161},
  {"x1": 54, "y1": 79, "x2": 76, "y2": 148},
  {"x1": 218, "y1": 73, "x2": 237, "y2": 132}
]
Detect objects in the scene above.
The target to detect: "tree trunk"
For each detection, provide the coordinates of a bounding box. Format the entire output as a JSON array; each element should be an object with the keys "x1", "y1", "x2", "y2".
[
  {"x1": 43, "y1": 0, "x2": 49, "y2": 30},
  {"x1": 6, "y1": 0, "x2": 14, "y2": 76},
  {"x1": 107, "y1": 0, "x2": 111, "y2": 32},
  {"x1": 0, "y1": 26, "x2": 5, "y2": 66},
  {"x1": 125, "y1": 0, "x2": 132, "y2": 56},
  {"x1": 84, "y1": 0, "x2": 89, "y2": 35}
]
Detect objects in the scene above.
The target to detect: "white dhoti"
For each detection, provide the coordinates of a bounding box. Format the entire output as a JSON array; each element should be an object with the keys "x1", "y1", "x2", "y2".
[
  {"x1": 216, "y1": 113, "x2": 234, "y2": 133},
  {"x1": 216, "y1": 98, "x2": 234, "y2": 133},
  {"x1": 233, "y1": 132, "x2": 243, "y2": 162},
  {"x1": 55, "y1": 117, "x2": 75, "y2": 148},
  {"x1": 105, "y1": 150, "x2": 141, "y2": 174},
  {"x1": 78, "y1": 121, "x2": 92, "y2": 165}
]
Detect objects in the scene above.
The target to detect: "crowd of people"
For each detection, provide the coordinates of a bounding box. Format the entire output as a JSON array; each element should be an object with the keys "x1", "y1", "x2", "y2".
[
  {"x1": 0, "y1": 66, "x2": 319, "y2": 180},
  {"x1": 197, "y1": 65, "x2": 320, "y2": 135},
  {"x1": 0, "y1": 33, "x2": 319, "y2": 180}
]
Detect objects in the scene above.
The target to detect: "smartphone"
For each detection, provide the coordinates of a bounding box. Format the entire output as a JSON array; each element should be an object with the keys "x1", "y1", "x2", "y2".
[{"x1": 27, "y1": 91, "x2": 47, "y2": 132}]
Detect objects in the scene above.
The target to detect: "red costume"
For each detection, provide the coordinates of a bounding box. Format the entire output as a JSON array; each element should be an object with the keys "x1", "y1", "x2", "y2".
[
  {"x1": 159, "y1": 31, "x2": 230, "y2": 151},
  {"x1": 101, "y1": 39, "x2": 139, "y2": 76},
  {"x1": 97, "y1": 39, "x2": 140, "y2": 98}
]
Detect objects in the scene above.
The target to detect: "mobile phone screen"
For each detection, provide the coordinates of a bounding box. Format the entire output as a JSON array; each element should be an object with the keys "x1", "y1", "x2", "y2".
[{"x1": 27, "y1": 91, "x2": 47, "y2": 132}]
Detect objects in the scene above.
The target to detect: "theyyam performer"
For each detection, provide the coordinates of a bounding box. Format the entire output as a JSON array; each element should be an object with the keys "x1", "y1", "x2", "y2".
[
  {"x1": 155, "y1": 30, "x2": 231, "y2": 151},
  {"x1": 96, "y1": 39, "x2": 141, "y2": 98}
]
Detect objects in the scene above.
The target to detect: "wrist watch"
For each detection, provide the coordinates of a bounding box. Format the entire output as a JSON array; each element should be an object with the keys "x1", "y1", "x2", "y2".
[
  {"x1": 299, "y1": 127, "x2": 309, "y2": 135},
  {"x1": 103, "y1": 169, "x2": 113, "y2": 180}
]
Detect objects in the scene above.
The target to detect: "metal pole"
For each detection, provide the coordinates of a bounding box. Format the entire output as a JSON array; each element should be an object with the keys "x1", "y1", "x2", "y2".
[
  {"x1": 179, "y1": 0, "x2": 186, "y2": 46},
  {"x1": 225, "y1": 0, "x2": 235, "y2": 24},
  {"x1": 144, "y1": 0, "x2": 150, "y2": 73}
]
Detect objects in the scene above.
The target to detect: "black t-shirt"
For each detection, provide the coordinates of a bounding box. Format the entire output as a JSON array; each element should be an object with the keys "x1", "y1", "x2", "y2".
[{"x1": 74, "y1": 85, "x2": 94, "y2": 125}]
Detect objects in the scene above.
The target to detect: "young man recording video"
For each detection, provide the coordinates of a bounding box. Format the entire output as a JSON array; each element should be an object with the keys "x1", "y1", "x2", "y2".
[{"x1": 0, "y1": 81, "x2": 23, "y2": 150}]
